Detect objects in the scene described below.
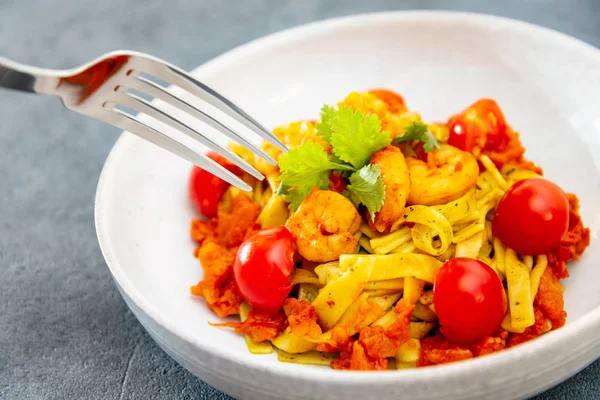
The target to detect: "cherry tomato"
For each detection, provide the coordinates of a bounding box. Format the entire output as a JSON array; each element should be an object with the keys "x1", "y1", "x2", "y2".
[
  {"x1": 434, "y1": 258, "x2": 507, "y2": 345},
  {"x1": 233, "y1": 227, "x2": 295, "y2": 313},
  {"x1": 369, "y1": 89, "x2": 406, "y2": 107},
  {"x1": 188, "y1": 152, "x2": 242, "y2": 218},
  {"x1": 448, "y1": 99, "x2": 508, "y2": 152},
  {"x1": 493, "y1": 178, "x2": 569, "y2": 255}
]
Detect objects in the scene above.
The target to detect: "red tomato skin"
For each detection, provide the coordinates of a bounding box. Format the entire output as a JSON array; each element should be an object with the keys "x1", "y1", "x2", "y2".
[
  {"x1": 369, "y1": 89, "x2": 406, "y2": 107},
  {"x1": 448, "y1": 99, "x2": 507, "y2": 152},
  {"x1": 233, "y1": 227, "x2": 295, "y2": 313},
  {"x1": 188, "y1": 152, "x2": 242, "y2": 218},
  {"x1": 434, "y1": 258, "x2": 507, "y2": 345},
  {"x1": 493, "y1": 178, "x2": 569, "y2": 255}
]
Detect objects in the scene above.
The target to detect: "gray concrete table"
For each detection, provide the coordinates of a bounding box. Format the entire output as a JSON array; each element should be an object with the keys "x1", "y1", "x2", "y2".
[{"x1": 1, "y1": 0, "x2": 599, "y2": 399}]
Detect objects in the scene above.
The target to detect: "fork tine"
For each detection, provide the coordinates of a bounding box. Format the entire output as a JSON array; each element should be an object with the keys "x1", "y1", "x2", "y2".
[
  {"x1": 104, "y1": 108, "x2": 252, "y2": 191},
  {"x1": 150, "y1": 62, "x2": 287, "y2": 154},
  {"x1": 115, "y1": 90, "x2": 264, "y2": 181},
  {"x1": 125, "y1": 75, "x2": 277, "y2": 165}
]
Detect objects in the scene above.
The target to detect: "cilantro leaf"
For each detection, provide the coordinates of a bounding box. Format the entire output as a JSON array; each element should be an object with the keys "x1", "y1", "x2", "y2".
[
  {"x1": 329, "y1": 107, "x2": 391, "y2": 169},
  {"x1": 284, "y1": 185, "x2": 313, "y2": 211},
  {"x1": 315, "y1": 105, "x2": 336, "y2": 143},
  {"x1": 346, "y1": 164, "x2": 386, "y2": 221},
  {"x1": 278, "y1": 142, "x2": 342, "y2": 209},
  {"x1": 392, "y1": 121, "x2": 442, "y2": 152}
]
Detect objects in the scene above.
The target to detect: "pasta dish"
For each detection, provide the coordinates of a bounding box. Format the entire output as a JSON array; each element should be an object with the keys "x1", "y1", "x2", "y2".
[{"x1": 187, "y1": 90, "x2": 590, "y2": 370}]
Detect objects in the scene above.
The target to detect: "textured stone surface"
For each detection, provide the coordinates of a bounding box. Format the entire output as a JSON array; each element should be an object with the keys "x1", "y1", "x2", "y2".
[{"x1": 1, "y1": 0, "x2": 600, "y2": 399}]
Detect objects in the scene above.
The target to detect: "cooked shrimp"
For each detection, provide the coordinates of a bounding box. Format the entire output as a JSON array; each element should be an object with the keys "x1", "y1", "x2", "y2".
[
  {"x1": 369, "y1": 146, "x2": 410, "y2": 233},
  {"x1": 407, "y1": 145, "x2": 479, "y2": 206},
  {"x1": 285, "y1": 190, "x2": 361, "y2": 262},
  {"x1": 340, "y1": 91, "x2": 421, "y2": 140}
]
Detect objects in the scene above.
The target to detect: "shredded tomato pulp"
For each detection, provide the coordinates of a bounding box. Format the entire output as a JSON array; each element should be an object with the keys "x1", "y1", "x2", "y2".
[
  {"x1": 283, "y1": 298, "x2": 323, "y2": 339},
  {"x1": 332, "y1": 300, "x2": 414, "y2": 370},
  {"x1": 211, "y1": 308, "x2": 287, "y2": 343},
  {"x1": 547, "y1": 194, "x2": 590, "y2": 279},
  {"x1": 190, "y1": 193, "x2": 262, "y2": 317}
]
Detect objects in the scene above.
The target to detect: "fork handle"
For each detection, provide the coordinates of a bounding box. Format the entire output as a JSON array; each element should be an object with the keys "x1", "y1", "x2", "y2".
[{"x1": 0, "y1": 57, "x2": 58, "y2": 95}]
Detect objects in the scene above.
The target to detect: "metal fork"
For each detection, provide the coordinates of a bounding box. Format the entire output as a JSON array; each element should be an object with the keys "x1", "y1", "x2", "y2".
[{"x1": 0, "y1": 51, "x2": 287, "y2": 191}]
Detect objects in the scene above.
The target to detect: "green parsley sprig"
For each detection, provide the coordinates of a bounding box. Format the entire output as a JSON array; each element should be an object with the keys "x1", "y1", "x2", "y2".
[
  {"x1": 392, "y1": 121, "x2": 442, "y2": 152},
  {"x1": 278, "y1": 105, "x2": 395, "y2": 220}
]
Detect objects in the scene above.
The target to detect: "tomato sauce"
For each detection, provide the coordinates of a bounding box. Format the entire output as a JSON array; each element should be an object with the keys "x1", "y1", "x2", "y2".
[
  {"x1": 190, "y1": 193, "x2": 262, "y2": 316},
  {"x1": 332, "y1": 300, "x2": 414, "y2": 370},
  {"x1": 547, "y1": 194, "x2": 591, "y2": 278},
  {"x1": 212, "y1": 307, "x2": 287, "y2": 343},
  {"x1": 283, "y1": 298, "x2": 323, "y2": 339}
]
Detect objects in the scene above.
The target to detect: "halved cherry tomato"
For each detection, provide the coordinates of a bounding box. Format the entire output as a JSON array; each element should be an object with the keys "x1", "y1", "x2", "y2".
[
  {"x1": 448, "y1": 99, "x2": 508, "y2": 152},
  {"x1": 493, "y1": 178, "x2": 569, "y2": 255},
  {"x1": 434, "y1": 258, "x2": 506, "y2": 345},
  {"x1": 233, "y1": 227, "x2": 295, "y2": 313},
  {"x1": 188, "y1": 152, "x2": 242, "y2": 218}
]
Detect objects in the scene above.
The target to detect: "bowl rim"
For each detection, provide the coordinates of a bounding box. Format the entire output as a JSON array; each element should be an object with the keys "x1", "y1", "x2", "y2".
[{"x1": 95, "y1": 10, "x2": 600, "y2": 385}]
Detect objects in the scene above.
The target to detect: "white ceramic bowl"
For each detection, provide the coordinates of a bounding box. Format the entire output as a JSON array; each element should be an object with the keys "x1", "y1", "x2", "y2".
[{"x1": 95, "y1": 11, "x2": 600, "y2": 400}]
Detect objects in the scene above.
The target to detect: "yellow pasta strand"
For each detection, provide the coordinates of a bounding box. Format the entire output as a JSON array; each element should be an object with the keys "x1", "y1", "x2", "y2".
[
  {"x1": 505, "y1": 248, "x2": 535, "y2": 329},
  {"x1": 409, "y1": 322, "x2": 436, "y2": 339},
  {"x1": 391, "y1": 240, "x2": 417, "y2": 254},
  {"x1": 501, "y1": 165, "x2": 541, "y2": 185},
  {"x1": 405, "y1": 205, "x2": 453, "y2": 256},
  {"x1": 257, "y1": 192, "x2": 290, "y2": 228},
  {"x1": 364, "y1": 278, "x2": 405, "y2": 291},
  {"x1": 370, "y1": 226, "x2": 411, "y2": 252},
  {"x1": 396, "y1": 338, "x2": 421, "y2": 363},
  {"x1": 339, "y1": 254, "x2": 442, "y2": 283},
  {"x1": 240, "y1": 302, "x2": 273, "y2": 354},
  {"x1": 455, "y1": 231, "x2": 484, "y2": 258},
  {"x1": 479, "y1": 154, "x2": 508, "y2": 191},
  {"x1": 403, "y1": 277, "x2": 425, "y2": 304},
  {"x1": 312, "y1": 256, "x2": 374, "y2": 330},
  {"x1": 493, "y1": 238, "x2": 506, "y2": 276},
  {"x1": 523, "y1": 255, "x2": 534, "y2": 270},
  {"x1": 396, "y1": 361, "x2": 417, "y2": 370},
  {"x1": 530, "y1": 255, "x2": 549, "y2": 300},
  {"x1": 485, "y1": 220, "x2": 493, "y2": 239},
  {"x1": 272, "y1": 327, "x2": 316, "y2": 354},
  {"x1": 359, "y1": 222, "x2": 381, "y2": 239},
  {"x1": 501, "y1": 307, "x2": 526, "y2": 334},
  {"x1": 419, "y1": 290, "x2": 434, "y2": 305},
  {"x1": 373, "y1": 232, "x2": 412, "y2": 255},
  {"x1": 354, "y1": 232, "x2": 363, "y2": 253},
  {"x1": 314, "y1": 262, "x2": 341, "y2": 285},
  {"x1": 278, "y1": 350, "x2": 338, "y2": 366},
  {"x1": 252, "y1": 179, "x2": 264, "y2": 203},
  {"x1": 412, "y1": 302, "x2": 438, "y2": 322},
  {"x1": 298, "y1": 283, "x2": 319, "y2": 303},
  {"x1": 359, "y1": 236, "x2": 374, "y2": 254},
  {"x1": 372, "y1": 309, "x2": 397, "y2": 328},
  {"x1": 335, "y1": 292, "x2": 370, "y2": 329},
  {"x1": 433, "y1": 189, "x2": 478, "y2": 225},
  {"x1": 368, "y1": 293, "x2": 403, "y2": 311},
  {"x1": 365, "y1": 289, "x2": 403, "y2": 297},
  {"x1": 291, "y1": 269, "x2": 322, "y2": 286},
  {"x1": 452, "y1": 221, "x2": 485, "y2": 243}
]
